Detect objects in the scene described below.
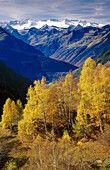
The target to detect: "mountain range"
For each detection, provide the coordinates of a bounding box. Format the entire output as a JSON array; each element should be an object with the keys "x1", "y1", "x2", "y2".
[
  {"x1": 0, "y1": 24, "x2": 78, "y2": 116},
  {"x1": 0, "y1": 18, "x2": 110, "y2": 116},
  {"x1": 1, "y1": 19, "x2": 104, "y2": 31},
  {"x1": 0, "y1": 27, "x2": 77, "y2": 81},
  {"x1": 2, "y1": 19, "x2": 110, "y2": 67}
]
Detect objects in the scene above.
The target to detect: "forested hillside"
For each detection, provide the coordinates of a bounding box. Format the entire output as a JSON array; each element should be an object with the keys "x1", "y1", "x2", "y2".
[
  {"x1": 0, "y1": 61, "x2": 32, "y2": 118},
  {"x1": 0, "y1": 58, "x2": 110, "y2": 169},
  {"x1": 95, "y1": 49, "x2": 110, "y2": 65}
]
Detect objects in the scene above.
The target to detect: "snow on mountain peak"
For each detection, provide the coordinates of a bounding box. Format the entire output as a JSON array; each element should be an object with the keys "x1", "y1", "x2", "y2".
[{"x1": 0, "y1": 19, "x2": 105, "y2": 31}]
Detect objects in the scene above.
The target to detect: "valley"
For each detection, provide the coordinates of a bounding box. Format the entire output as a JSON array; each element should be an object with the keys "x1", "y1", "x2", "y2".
[
  {"x1": 0, "y1": 27, "x2": 77, "y2": 82},
  {"x1": 0, "y1": 18, "x2": 110, "y2": 170},
  {"x1": 2, "y1": 19, "x2": 110, "y2": 67}
]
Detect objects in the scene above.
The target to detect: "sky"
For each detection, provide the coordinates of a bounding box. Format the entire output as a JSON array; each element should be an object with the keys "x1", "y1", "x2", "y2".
[{"x1": 0, "y1": 0, "x2": 110, "y2": 24}]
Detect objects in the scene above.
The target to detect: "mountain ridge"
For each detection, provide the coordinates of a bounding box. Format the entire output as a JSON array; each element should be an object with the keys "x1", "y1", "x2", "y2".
[
  {"x1": 1, "y1": 18, "x2": 105, "y2": 31},
  {"x1": 0, "y1": 27, "x2": 77, "y2": 81},
  {"x1": 6, "y1": 24, "x2": 110, "y2": 67}
]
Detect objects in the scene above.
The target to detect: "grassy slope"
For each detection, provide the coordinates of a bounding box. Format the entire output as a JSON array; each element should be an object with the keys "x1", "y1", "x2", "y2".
[
  {"x1": 0, "y1": 123, "x2": 30, "y2": 169},
  {"x1": 0, "y1": 123, "x2": 110, "y2": 169}
]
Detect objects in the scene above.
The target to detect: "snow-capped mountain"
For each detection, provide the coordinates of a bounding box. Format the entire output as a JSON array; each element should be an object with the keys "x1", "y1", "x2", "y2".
[
  {"x1": 1, "y1": 18, "x2": 109, "y2": 69},
  {"x1": 0, "y1": 18, "x2": 104, "y2": 31}
]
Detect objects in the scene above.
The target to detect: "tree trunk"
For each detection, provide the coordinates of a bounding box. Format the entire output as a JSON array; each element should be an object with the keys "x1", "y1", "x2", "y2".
[
  {"x1": 52, "y1": 116, "x2": 57, "y2": 170},
  {"x1": 42, "y1": 102, "x2": 48, "y2": 136},
  {"x1": 99, "y1": 114, "x2": 104, "y2": 134}
]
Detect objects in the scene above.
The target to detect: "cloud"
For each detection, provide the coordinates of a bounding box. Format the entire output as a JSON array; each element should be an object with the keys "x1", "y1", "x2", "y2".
[{"x1": 0, "y1": 0, "x2": 109, "y2": 24}]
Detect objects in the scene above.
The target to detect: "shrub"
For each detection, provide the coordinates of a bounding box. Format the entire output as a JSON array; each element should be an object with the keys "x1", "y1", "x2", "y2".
[{"x1": 5, "y1": 159, "x2": 18, "y2": 170}]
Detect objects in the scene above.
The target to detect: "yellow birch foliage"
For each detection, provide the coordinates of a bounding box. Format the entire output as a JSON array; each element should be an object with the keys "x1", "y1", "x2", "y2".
[
  {"x1": 77, "y1": 58, "x2": 96, "y2": 126},
  {"x1": 46, "y1": 83, "x2": 58, "y2": 121},
  {"x1": 1, "y1": 98, "x2": 17, "y2": 129},
  {"x1": 77, "y1": 58, "x2": 110, "y2": 132},
  {"x1": 63, "y1": 74, "x2": 74, "y2": 112},
  {"x1": 18, "y1": 77, "x2": 50, "y2": 140},
  {"x1": 16, "y1": 99, "x2": 23, "y2": 120},
  {"x1": 92, "y1": 64, "x2": 110, "y2": 127}
]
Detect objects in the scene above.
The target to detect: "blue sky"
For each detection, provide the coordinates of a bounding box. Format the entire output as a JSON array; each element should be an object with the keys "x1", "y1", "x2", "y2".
[{"x1": 0, "y1": 0, "x2": 110, "y2": 24}]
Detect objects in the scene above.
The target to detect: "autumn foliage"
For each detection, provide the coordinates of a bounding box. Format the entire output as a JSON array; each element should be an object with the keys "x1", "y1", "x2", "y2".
[
  {"x1": 1, "y1": 58, "x2": 110, "y2": 140},
  {"x1": 77, "y1": 58, "x2": 110, "y2": 134},
  {"x1": 1, "y1": 58, "x2": 110, "y2": 169},
  {"x1": 1, "y1": 98, "x2": 23, "y2": 129}
]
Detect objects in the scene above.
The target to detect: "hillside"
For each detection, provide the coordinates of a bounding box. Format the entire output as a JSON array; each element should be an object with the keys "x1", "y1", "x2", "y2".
[
  {"x1": 72, "y1": 49, "x2": 110, "y2": 79},
  {"x1": 0, "y1": 27, "x2": 77, "y2": 81},
  {"x1": 95, "y1": 49, "x2": 110, "y2": 65},
  {"x1": 5, "y1": 25, "x2": 110, "y2": 67},
  {"x1": 0, "y1": 27, "x2": 44, "y2": 56},
  {"x1": 0, "y1": 61, "x2": 32, "y2": 117},
  {"x1": 0, "y1": 123, "x2": 110, "y2": 170},
  {"x1": 0, "y1": 57, "x2": 110, "y2": 169}
]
